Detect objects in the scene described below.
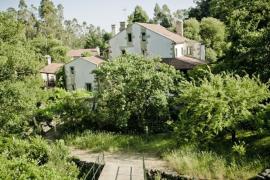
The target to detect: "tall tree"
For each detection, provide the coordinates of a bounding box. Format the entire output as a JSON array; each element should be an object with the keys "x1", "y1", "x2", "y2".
[
  {"x1": 188, "y1": 0, "x2": 212, "y2": 20},
  {"x1": 128, "y1": 6, "x2": 149, "y2": 23},
  {"x1": 153, "y1": 3, "x2": 161, "y2": 23}
]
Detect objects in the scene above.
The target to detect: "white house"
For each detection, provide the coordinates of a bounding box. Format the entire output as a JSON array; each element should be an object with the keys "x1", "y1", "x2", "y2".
[
  {"x1": 64, "y1": 56, "x2": 104, "y2": 91},
  {"x1": 40, "y1": 56, "x2": 64, "y2": 88},
  {"x1": 109, "y1": 21, "x2": 206, "y2": 70}
]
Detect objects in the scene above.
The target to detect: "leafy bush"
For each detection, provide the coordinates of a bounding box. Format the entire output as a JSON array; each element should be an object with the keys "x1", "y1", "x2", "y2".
[
  {"x1": 35, "y1": 88, "x2": 93, "y2": 134},
  {"x1": 0, "y1": 136, "x2": 79, "y2": 179},
  {"x1": 176, "y1": 73, "x2": 270, "y2": 144},
  {"x1": 0, "y1": 77, "x2": 48, "y2": 136},
  {"x1": 81, "y1": 51, "x2": 92, "y2": 57}
]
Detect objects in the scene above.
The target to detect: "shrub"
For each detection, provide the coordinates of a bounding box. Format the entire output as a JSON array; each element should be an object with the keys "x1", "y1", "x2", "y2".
[
  {"x1": 81, "y1": 51, "x2": 92, "y2": 57},
  {"x1": 0, "y1": 136, "x2": 79, "y2": 179},
  {"x1": 176, "y1": 73, "x2": 270, "y2": 144}
]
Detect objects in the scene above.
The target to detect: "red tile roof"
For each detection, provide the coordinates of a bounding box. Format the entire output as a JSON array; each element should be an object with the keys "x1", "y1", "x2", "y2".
[
  {"x1": 163, "y1": 56, "x2": 206, "y2": 70},
  {"x1": 40, "y1": 63, "x2": 64, "y2": 74},
  {"x1": 81, "y1": 56, "x2": 105, "y2": 65},
  {"x1": 137, "y1": 23, "x2": 193, "y2": 44},
  {"x1": 67, "y1": 49, "x2": 98, "y2": 57}
]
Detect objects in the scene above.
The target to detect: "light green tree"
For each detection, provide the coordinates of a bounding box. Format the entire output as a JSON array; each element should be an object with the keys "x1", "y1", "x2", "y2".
[
  {"x1": 184, "y1": 18, "x2": 201, "y2": 41},
  {"x1": 176, "y1": 72, "x2": 270, "y2": 144}
]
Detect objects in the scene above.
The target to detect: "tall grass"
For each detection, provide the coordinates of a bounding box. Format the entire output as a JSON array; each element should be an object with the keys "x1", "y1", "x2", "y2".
[
  {"x1": 64, "y1": 130, "x2": 176, "y2": 155},
  {"x1": 164, "y1": 146, "x2": 265, "y2": 179}
]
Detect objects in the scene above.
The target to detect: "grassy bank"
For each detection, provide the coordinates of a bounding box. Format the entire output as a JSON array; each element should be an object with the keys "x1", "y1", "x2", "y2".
[
  {"x1": 165, "y1": 146, "x2": 266, "y2": 179},
  {"x1": 64, "y1": 130, "x2": 176, "y2": 155}
]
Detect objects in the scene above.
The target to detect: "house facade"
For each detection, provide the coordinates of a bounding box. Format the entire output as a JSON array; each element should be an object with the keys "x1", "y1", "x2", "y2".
[
  {"x1": 64, "y1": 56, "x2": 104, "y2": 91},
  {"x1": 109, "y1": 22, "x2": 206, "y2": 70}
]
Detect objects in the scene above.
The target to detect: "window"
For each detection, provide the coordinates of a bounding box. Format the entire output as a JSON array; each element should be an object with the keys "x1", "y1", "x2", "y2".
[
  {"x1": 86, "y1": 83, "x2": 92, "y2": 91},
  {"x1": 121, "y1": 49, "x2": 126, "y2": 55},
  {"x1": 71, "y1": 84, "x2": 75, "y2": 90},
  {"x1": 128, "y1": 33, "x2": 132, "y2": 42},
  {"x1": 187, "y1": 47, "x2": 192, "y2": 55},
  {"x1": 181, "y1": 47, "x2": 184, "y2": 55},
  {"x1": 141, "y1": 32, "x2": 146, "y2": 41},
  {"x1": 142, "y1": 49, "x2": 145, "y2": 55},
  {"x1": 70, "y1": 66, "x2": 75, "y2": 74},
  {"x1": 175, "y1": 48, "x2": 178, "y2": 57}
]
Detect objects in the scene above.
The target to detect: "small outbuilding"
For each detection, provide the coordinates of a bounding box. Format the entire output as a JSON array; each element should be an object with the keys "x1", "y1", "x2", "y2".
[
  {"x1": 40, "y1": 56, "x2": 64, "y2": 88},
  {"x1": 64, "y1": 56, "x2": 104, "y2": 91}
]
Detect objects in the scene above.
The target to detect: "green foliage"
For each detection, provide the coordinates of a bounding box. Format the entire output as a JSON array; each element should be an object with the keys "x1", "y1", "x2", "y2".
[
  {"x1": 183, "y1": 18, "x2": 201, "y2": 41},
  {"x1": 153, "y1": 4, "x2": 173, "y2": 28},
  {"x1": 0, "y1": 43, "x2": 40, "y2": 81},
  {"x1": 0, "y1": 136, "x2": 79, "y2": 179},
  {"x1": 94, "y1": 54, "x2": 183, "y2": 133},
  {"x1": 35, "y1": 88, "x2": 93, "y2": 133},
  {"x1": 81, "y1": 51, "x2": 92, "y2": 57},
  {"x1": 200, "y1": 17, "x2": 226, "y2": 62},
  {"x1": 84, "y1": 28, "x2": 111, "y2": 57},
  {"x1": 176, "y1": 72, "x2": 270, "y2": 143},
  {"x1": 188, "y1": 0, "x2": 211, "y2": 20},
  {"x1": 183, "y1": 17, "x2": 226, "y2": 62},
  {"x1": 232, "y1": 141, "x2": 246, "y2": 156},
  {"x1": 188, "y1": 0, "x2": 270, "y2": 82},
  {"x1": 128, "y1": 6, "x2": 149, "y2": 23},
  {"x1": 0, "y1": 12, "x2": 25, "y2": 43},
  {"x1": 0, "y1": 77, "x2": 46, "y2": 136},
  {"x1": 30, "y1": 35, "x2": 68, "y2": 62}
]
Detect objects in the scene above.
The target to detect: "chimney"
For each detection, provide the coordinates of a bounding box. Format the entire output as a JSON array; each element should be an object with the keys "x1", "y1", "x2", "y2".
[
  {"x1": 176, "y1": 20, "x2": 184, "y2": 37},
  {"x1": 45, "y1": 55, "x2": 51, "y2": 65},
  {"x1": 119, "y1": 21, "x2": 126, "y2": 32},
  {"x1": 111, "y1": 24, "x2": 116, "y2": 36}
]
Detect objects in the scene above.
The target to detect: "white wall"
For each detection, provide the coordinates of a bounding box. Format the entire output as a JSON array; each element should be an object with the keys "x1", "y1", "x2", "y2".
[
  {"x1": 41, "y1": 73, "x2": 56, "y2": 82},
  {"x1": 174, "y1": 43, "x2": 185, "y2": 58},
  {"x1": 146, "y1": 29, "x2": 174, "y2": 58},
  {"x1": 65, "y1": 58, "x2": 98, "y2": 91}
]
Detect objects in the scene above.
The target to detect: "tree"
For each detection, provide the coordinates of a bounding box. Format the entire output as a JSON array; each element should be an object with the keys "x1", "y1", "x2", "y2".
[
  {"x1": 128, "y1": 6, "x2": 149, "y2": 23},
  {"x1": 153, "y1": 3, "x2": 161, "y2": 23},
  {"x1": 176, "y1": 72, "x2": 270, "y2": 144},
  {"x1": 183, "y1": 18, "x2": 201, "y2": 41},
  {"x1": 39, "y1": 0, "x2": 56, "y2": 19},
  {"x1": 94, "y1": 54, "x2": 183, "y2": 133},
  {"x1": 160, "y1": 5, "x2": 173, "y2": 28},
  {"x1": 215, "y1": 0, "x2": 270, "y2": 82},
  {"x1": 188, "y1": 0, "x2": 212, "y2": 20},
  {"x1": 200, "y1": 17, "x2": 226, "y2": 62}
]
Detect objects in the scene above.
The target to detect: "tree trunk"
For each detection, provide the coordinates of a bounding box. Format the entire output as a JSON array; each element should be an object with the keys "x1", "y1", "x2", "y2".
[{"x1": 231, "y1": 130, "x2": 237, "y2": 142}]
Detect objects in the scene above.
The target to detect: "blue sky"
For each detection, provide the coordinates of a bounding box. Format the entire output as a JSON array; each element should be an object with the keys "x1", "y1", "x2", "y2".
[{"x1": 0, "y1": 0, "x2": 195, "y2": 31}]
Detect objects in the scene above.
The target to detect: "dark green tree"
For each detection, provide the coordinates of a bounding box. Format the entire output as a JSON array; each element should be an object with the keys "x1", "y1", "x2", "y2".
[{"x1": 128, "y1": 6, "x2": 149, "y2": 23}]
